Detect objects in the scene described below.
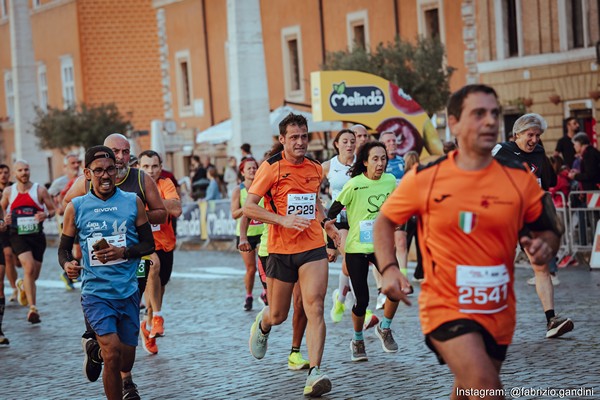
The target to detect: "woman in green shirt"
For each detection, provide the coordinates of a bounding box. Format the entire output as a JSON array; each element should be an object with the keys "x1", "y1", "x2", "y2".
[{"x1": 327, "y1": 142, "x2": 400, "y2": 361}]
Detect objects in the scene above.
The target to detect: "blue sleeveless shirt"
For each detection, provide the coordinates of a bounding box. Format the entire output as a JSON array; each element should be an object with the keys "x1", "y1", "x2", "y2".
[{"x1": 73, "y1": 188, "x2": 141, "y2": 299}]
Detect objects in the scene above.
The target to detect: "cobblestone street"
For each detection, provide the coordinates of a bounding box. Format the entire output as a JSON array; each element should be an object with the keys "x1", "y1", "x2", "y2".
[{"x1": 1, "y1": 247, "x2": 599, "y2": 399}]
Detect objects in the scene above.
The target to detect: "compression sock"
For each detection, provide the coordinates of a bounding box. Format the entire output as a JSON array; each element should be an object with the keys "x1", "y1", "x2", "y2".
[
  {"x1": 380, "y1": 316, "x2": 393, "y2": 330},
  {"x1": 354, "y1": 330, "x2": 364, "y2": 341}
]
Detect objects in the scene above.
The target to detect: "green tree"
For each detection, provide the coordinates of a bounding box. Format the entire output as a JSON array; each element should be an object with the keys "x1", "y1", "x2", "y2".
[
  {"x1": 322, "y1": 37, "x2": 455, "y2": 115},
  {"x1": 33, "y1": 103, "x2": 131, "y2": 151}
]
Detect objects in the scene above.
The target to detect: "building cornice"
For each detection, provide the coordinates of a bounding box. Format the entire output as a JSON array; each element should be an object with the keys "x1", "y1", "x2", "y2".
[{"x1": 478, "y1": 48, "x2": 597, "y2": 73}]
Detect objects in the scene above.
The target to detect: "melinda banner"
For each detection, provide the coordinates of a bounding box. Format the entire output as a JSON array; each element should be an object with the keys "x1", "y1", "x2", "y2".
[{"x1": 311, "y1": 70, "x2": 443, "y2": 157}]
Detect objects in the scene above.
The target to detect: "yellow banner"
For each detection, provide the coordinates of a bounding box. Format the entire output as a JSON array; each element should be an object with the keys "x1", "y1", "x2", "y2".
[{"x1": 311, "y1": 70, "x2": 443, "y2": 157}]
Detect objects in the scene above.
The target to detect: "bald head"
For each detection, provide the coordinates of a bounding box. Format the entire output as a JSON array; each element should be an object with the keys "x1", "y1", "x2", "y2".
[
  {"x1": 103, "y1": 133, "x2": 131, "y2": 176},
  {"x1": 351, "y1": 124, "x2": 371, "y2": 151}
]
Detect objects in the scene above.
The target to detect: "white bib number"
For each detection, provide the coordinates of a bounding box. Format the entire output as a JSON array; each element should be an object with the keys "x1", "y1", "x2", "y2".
[
  {"x1": 456, "y1": 264, "x2": 509, "y2": 314},
  {"x1": 87, "y1": 234, "x2": 127, "y2": 267},
  {"x1": 359, "y1": 220, "x2": 374, "y2": 243},
  {"x1": 151, "y1": 224, "x2": 161, "y2": 232},
  {"x1": 287, "y1": 193, "x2": 316, "y2": 220},
  {"x1": 17, "y1": 216, "x2": 39, "y2": 235}
]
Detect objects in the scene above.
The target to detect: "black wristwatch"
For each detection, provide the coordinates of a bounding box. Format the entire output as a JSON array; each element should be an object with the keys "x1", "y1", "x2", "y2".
[{"x1": 320, "y1": 218, "x2": 332, "y2": 229}]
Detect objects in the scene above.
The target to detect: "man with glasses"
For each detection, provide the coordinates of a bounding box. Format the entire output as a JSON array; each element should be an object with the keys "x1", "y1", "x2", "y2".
[
  {"x1": 63, "y1": 134, "x2": 166, "y2": 399},
  {"x1": 60, "y1": 146, "x2": 154, "y2": 400}
]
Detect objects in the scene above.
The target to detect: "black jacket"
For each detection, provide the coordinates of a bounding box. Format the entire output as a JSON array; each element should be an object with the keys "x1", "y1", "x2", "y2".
[
  {"x1": 574, "y1": 146, "x2": 600, "y2": 190},
  {"x1": 492, "y1": 141, "x2": 556, "y2": 190}
]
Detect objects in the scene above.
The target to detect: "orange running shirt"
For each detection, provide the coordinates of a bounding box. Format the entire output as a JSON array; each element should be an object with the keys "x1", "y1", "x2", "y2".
[
  {"x1": 249, "y1": 151, "x2": 325, "y2": 254},
  {"x1": 380, "y1": 151, "x2": 544, "y2": 345},
  {"x1": 152, "y1": 177, "x2": 179, "y2": 252}
]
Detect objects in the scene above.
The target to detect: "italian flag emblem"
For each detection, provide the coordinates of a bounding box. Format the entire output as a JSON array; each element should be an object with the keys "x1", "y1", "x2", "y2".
[{"x1": 459, "y1": 212, "x2": 477, "y2": 234}]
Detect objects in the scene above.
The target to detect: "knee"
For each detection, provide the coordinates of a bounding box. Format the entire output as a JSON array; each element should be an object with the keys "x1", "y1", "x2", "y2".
[
  {"x1": 352, "y1": 295, "x2": 369, "y2": 316},
  {"x1": 532, "y1": 264, "x2": 550, "y2": 274},
  {"x1": 303, "y1": 296, "x2": 325, "y2": 319},
  {"x1": 293, "y1": 294, "x2": 304, "y2": 313},
  {"x1": 148, "y1": 264, "x2": 160, "y2": 279},
  {"x1": 247, "y1": 264, "x2": 256, "y2": 274},
  {"x1": 101, "y1": 344, "x2": 122, "y2": 369},
  {"x1": 269, "y1": 309, "x2": 289, "y2": 325}
]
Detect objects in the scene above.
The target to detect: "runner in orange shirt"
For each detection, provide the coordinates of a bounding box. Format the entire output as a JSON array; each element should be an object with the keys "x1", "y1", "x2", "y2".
[
  {"x1": 374, "y1": 84, "x2": 563, "y2": 399},
  {"x1": 243, "y1": 113, "x2": 339, "y2": 397},
  {"x1": 138, "y1": 150, "x2": 182, "y2": 355}
]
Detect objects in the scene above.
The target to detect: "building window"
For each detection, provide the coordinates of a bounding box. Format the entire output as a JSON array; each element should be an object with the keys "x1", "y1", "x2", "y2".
[
  {"x1": 1, "y1": 0, "x2": 7, "y2": 18},
  {"x1": 32, "y1": 0, "x2": 41, "y2": 9},
  {"x1": 424, "y1": 8, "x2": 440, "y2": 39},
  {"x1": 38, "y1": 63, "x2": 48, "y2": 111},
  {"x1": 60, "y1": 56, "x2": 75, "y2": 108},
  {"x1": 564, "y1": 0, "x2": 600, "y2": 49},
  {"x1": 4, "y1": 71, "x2": 14, "y2": 121},
  {"x1": 503, "y1": 0, "x2": 520, "y2": 56},
  {"x1": 175, "y1": 50, "x2": 193, "y2": 117},
  {"x1": 346, "y1": 10, "x2": 369, "y2": 51},
  {"x1": 281, "y1": 26, "x2": 304, "y2": 101}
]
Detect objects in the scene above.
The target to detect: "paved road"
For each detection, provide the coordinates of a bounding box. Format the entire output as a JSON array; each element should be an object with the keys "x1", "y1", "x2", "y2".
[{"x1": 1, "y1": 247, "x2": 599, "y2": 399}]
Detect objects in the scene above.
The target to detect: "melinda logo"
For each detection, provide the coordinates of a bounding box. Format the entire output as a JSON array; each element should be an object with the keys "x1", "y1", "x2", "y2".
[{"x1": 328, "y1": 81, "x2": 385, "y2": 114}]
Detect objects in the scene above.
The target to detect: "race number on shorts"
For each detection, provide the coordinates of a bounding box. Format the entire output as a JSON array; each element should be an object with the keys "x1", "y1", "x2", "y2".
[{"x1": 456, "y1": 264, "x2": 509, "y2": 314}]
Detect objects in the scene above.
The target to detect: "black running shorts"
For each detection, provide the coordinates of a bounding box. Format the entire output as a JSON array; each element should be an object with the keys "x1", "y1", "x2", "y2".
[
  {"x1": 266, "y1": 246, "x2": 327, "y2": 283},
  {"x1": 9, "y1": 230, "x2": 46, "y2": 262},
  {"x1": 425, "y1": 319, "x2": 508, "y2": 364}
]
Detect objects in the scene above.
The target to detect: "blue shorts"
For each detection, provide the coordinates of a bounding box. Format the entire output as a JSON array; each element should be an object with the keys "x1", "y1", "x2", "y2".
[{"x1": 81, "y1": 292, "x2": 140, "y2": 347}]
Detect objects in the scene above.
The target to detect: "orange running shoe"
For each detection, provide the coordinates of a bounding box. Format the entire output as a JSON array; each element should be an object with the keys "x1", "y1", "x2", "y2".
[
  {"x1": 150, "y1": 315, "x2": 165, "y2": 338},
  {"x1": 140, "y1": 320, "x2": 158, "y2": 355}
]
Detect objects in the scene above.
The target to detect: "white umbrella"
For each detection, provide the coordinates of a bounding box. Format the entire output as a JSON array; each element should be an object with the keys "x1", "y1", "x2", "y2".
[
  {"x1": 195, "y1": 106, "x2": 343, "y2": 144},
  {"x1": 195, "y1": 119, "x2": 232, "y2": 144},
  {"x1": 269, "y1": 105, "x2": 342, "y2": 135}
]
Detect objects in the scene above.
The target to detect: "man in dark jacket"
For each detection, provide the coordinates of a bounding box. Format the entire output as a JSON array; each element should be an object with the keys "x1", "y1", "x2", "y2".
[{"x1": 493, "y1": 113, "x2": 573, "y2": 339}]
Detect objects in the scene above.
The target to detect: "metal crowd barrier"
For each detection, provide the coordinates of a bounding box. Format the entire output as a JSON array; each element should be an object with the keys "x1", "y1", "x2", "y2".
[
  {"x1": 567, "y1": 190, "x2": 600, "y2": 261},
  {"x1": 552, "y1": 192, "x2": 570, "y2": 261}
]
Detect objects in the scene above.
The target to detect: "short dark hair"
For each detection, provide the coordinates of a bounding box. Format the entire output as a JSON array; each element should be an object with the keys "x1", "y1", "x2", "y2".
[
  {"x1": 573, "y1": 132, "x2": 590, "y2": 146},
  {"x1": 278, "y1": 113, "x2": 308, "y2": 136},
  {"x1": 332, "y1": 129, "x2": 356, "y2": 155},
  {"x1": 0, "y1": 164, "x2": 9, "y2": 172},
  {"x1": 447, "y1": 84, "x2": 498, "y2": 121},
  {"x1": 348, "y1": 142, "x2": 387, "y2": 178},
  {"x1": 240, "y1": 143, "x2": 251, "y2": 153},
  {"x1": 565, "y1": 117, "x2": 577, "y2": 124},
  {"x1": 191, "y1": 155, "x2": 200, "y2": 163},
  {"x1": 139, "y1": 150, "x2": 162, "y2": 164}
]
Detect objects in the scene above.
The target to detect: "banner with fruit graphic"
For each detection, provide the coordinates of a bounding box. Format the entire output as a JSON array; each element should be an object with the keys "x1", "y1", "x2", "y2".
[{"x1": 311, "y1": 70, "x2": 443, "y2": 157}]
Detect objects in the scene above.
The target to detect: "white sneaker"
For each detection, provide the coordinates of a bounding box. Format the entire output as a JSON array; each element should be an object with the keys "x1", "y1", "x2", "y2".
[
  {"x1": 527, "y1": 277, "x2": 536, "y2": 286},
  {"x1": 550, "y1": 275, "x2": 560, "y2": 286}
]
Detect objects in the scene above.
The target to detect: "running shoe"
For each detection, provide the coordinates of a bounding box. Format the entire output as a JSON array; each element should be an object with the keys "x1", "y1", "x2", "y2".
[
  {"x1": 249, "y1": 308, "x2": 269, "y2": 359},
  {"x1": 60, "y1": 271, "x2": 75, "y2": 291},
  {"x1": 27, "y1": 306, "x2": 40, "y2": 324},
  {"x1": 350, "y1": 339, "x2": 368, "y2": 362},
  {"x1": 376, "y1": 292, "x2": 386, "y2": 310},
  {"x1": 122, "y1": 379, "x2": 141, "y2": 400},
  {"x1": 82, "y1": 337, "x2": 103, "y2": 382},
  {"x1": 330, "y1": 289, "x2": 345, "y2": 323},
  {"x1": 288, "y1": 351, "x2": 310, "y2": 370},
  {"x1": 558, "y1": 254, "x2": 577, "y2": 268},
  {"x1": 375, "y1": 324, "x2": 398, "y2": 353},
  {"x1": 527, "y1": 276, "x2": 560, "y2": 286},
  {"x1": 363, "y1": 310, "x2": 379, "y2": 331},
  {"x1": 244, "y1": 296, "x2": 253, "y2": 312},
  {"x1": 527, "y1": 277, "x2": 536, "y2": 286},
  {"x1": 546, "y1": 316, "x2": 574, "y2": 339},
  {"x1": 259, "y1": 290, "x2": 268, "y2": 307},
  {"x1": 16, "y1": 279, "x2": 28, "y2": 307},
  {"x1": 0, "y1": 331, "x2": 9, "y2": 347},
  {"x1": 140, "y1": 320, "x2": 158, "y2": 355},
  {"x1": 150, "y1": 315, "x2": 165, "y2": 338},
  {"x1": 303, "y1": 367, "x2": 332, "y2": 397}
]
